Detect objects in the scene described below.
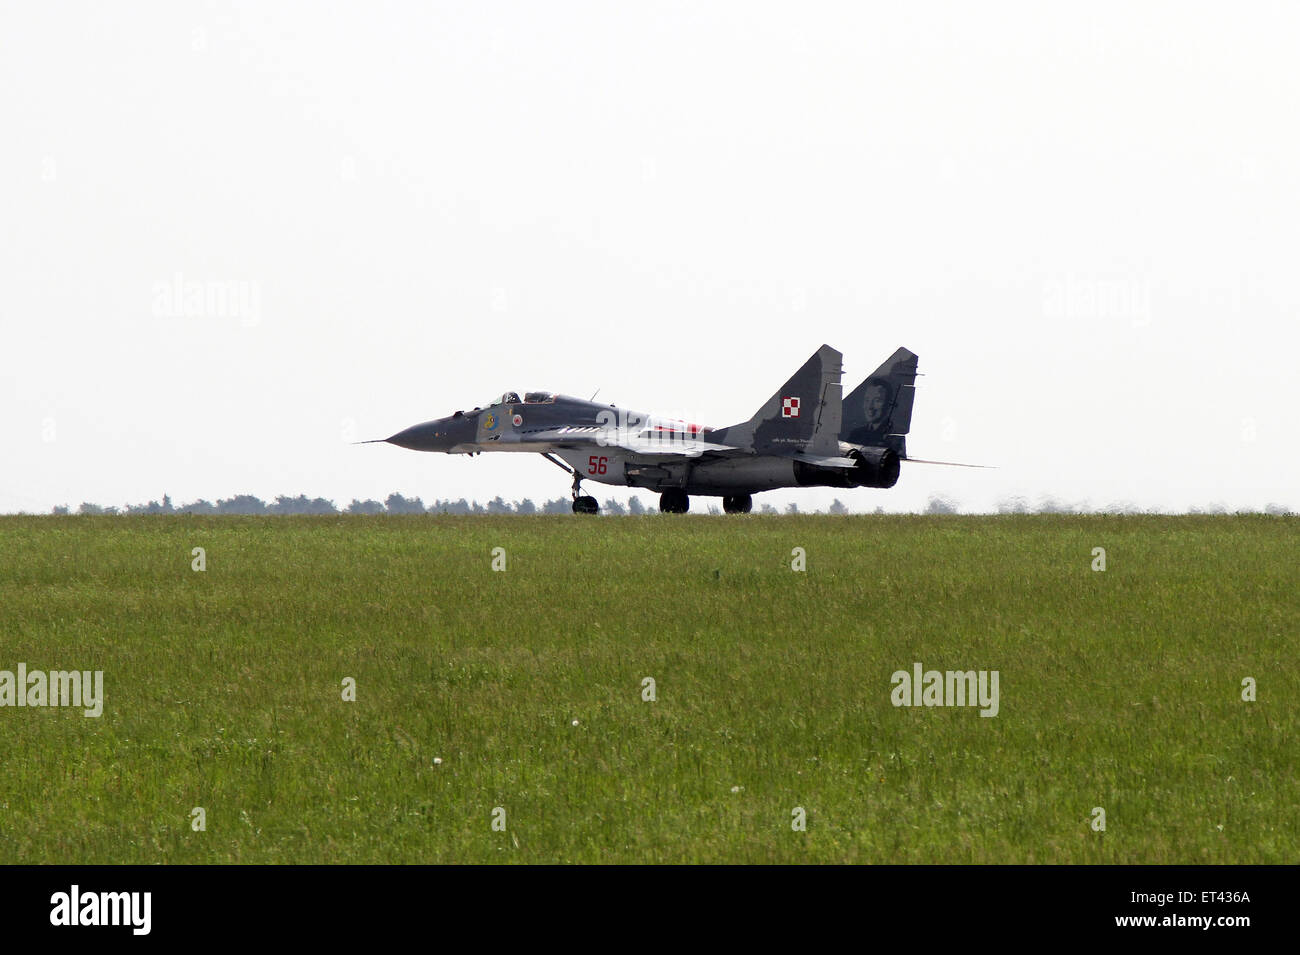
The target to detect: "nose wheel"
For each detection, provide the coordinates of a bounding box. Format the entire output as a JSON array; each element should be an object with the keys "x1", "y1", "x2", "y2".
[
  {"x1": 568, "y1": 469, "x2": 601, "y2": 515},
  {"x1": 541, "y1": 453, "x2": 602, "y2": 515}
]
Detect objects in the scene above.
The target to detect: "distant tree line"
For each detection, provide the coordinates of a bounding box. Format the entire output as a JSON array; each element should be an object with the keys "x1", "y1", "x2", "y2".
[
  {"x1": 56, "y1": 492, "x2": 656, "y2": 516},
  {"x1": 989, "y1": 496, "x2": 1293, "y2": 516},
  {"x1": 48, "y1": 493, "x2": 1291, "y2": 516}
]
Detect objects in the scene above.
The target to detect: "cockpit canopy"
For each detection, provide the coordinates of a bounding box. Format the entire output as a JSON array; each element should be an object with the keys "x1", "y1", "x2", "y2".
[{"x1": 486, "y1": 391, "x2": 556, "y2": 407}]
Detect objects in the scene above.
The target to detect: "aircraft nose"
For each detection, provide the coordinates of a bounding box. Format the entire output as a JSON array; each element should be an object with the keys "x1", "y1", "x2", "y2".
[{"x1": 387, "y1": 418, "x2": 456, "y2": 451}]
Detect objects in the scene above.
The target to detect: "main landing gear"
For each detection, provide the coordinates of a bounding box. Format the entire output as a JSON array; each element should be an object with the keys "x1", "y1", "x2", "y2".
[
  {"x1": 658, "y1": 491, "x2": 754, "y2": 514},
  {"x1": 659, "y1": 488, "x2": 690, "y2": 514},
  {"x1": 722, "y1": 493, "x2": 753, "y2": 514}
]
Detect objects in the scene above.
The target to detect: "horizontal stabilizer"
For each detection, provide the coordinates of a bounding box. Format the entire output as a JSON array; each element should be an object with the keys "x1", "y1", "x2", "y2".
[
  {"x1": 792, "y1": 452, "x2": 857, "y2": 468},
  {"x1": 903, "y1": 457, "x2": 994, "y2": 469}
]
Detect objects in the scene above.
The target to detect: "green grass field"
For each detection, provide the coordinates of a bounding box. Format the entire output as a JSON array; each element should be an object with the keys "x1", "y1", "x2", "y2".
[{"x1": 0, "y1": 514, "x2": 1295, "y2": 864}]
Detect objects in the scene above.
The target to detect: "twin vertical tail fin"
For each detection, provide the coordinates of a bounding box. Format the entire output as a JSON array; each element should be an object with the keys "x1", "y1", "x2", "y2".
[
  {"x1": 841, "y1": 347, "x2": 918, "y2": 455},
  {"x1": 710, "y1": 344, "x2": 843, "y2": 455},
  {"x1": 708, "y1": 344, "x2": 918, "y2": 457}
]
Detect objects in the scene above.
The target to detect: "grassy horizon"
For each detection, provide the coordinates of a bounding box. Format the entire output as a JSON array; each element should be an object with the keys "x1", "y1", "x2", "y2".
[{"x1": 0, "y1": 514, "x2": 1295, "y2": 863}]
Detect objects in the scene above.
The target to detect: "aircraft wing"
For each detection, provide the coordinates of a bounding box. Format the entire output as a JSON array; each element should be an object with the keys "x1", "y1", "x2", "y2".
[
  {"x1": 526, "y1": 428, "x2": 739, "y2": 458},
  {"x1": 619, "y1": 435, "x2": 740, "y2": 458}
]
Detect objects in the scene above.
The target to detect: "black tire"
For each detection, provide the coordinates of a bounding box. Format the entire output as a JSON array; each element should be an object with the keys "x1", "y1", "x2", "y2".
[
  {"x1": 659, "y1": 489, "x2": 689, "y2": 514},
  {"x1": 571, "y1": 496, "x2": 600, "y2": 515},
  {"x1": 722, "y1": 493, "x2": 753, "y2": 514}
]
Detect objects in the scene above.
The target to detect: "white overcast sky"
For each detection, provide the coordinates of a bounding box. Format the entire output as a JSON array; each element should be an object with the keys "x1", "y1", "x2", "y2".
[{"x1": 2, "y1": 1, "x2": 1297, "y2": 513}]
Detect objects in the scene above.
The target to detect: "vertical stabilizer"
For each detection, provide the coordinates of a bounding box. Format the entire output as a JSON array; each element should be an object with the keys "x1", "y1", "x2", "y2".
[
  {"x1": 841, "y1": 347, "x2": 918, "y2": 454},
  {"x1": 711, "y1": 345, "x2": 843, "y2": 455}
]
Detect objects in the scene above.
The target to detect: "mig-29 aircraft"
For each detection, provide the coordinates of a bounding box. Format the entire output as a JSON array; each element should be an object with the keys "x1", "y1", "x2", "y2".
[{"x1": 368, "y1": 344, "x2": 953, "y2": 514}]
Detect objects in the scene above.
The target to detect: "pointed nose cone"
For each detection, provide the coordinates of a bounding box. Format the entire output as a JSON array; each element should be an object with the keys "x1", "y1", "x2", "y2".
[
  {"x1": 387, "y1": 420, "x2": 446, "y2": 451},
  {"x1": 385, "y1": 415, "x2": 475, "y2": 452}
]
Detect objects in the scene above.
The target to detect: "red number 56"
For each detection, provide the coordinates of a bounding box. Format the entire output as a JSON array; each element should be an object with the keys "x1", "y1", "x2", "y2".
[{"x1": 587, "y1": 455, "x2": 607, "y2": 475}]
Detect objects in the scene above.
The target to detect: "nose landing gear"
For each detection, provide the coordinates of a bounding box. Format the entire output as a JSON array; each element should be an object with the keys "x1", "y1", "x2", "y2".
[
  {"x1": 539, "y1": 452, "x2": 601, "y2": 515},
  {"x1": 570, "y1": 471, "x2": 600, "y2": 515}
]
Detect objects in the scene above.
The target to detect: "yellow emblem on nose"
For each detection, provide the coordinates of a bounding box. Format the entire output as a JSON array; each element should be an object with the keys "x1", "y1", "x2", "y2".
[{"x1": 484, "y1": 413, "x2": 497, "y2": 430}]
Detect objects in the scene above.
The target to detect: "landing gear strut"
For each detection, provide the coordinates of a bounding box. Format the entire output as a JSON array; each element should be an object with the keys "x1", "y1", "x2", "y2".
[
  {"x1": 659, "y1": 488, "x2": 690, "y2": 514},
  {"x1": 540, "y1": 452, "x2": 600, "y2": 515},
  {"x1": 570, "y1": 471, "x2": 600, "y2": 515},
  {"x1": 722, "y1": 493, "x2": 753, "y2": 514}
]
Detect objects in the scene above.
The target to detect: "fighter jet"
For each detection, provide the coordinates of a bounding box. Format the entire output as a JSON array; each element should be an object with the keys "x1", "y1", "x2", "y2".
[{"x1": 369, "y1": 344, "x2": 952, "y2": 514}]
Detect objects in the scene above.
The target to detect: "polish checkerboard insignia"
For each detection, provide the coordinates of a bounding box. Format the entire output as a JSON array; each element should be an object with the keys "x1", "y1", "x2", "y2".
[{"x1": 782, "y1": 396, "x2": 800, "y2": 418}]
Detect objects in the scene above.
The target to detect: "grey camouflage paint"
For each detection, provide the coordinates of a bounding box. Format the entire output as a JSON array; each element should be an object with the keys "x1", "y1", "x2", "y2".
[{"x1": 377, "y1": 344, "x2": 917, "y2": 499}]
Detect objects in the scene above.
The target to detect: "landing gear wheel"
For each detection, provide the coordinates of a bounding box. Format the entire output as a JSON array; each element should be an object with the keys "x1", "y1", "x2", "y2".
[
  {"x1": 659, "y1": 488, "x2": 690, "y2": 514},
  {"x1": 560, "y1": 466, "x2": 599, "y2": 514},
  {"x1": 722, "y1": 493, "x2": 753, "y2": 514}
]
